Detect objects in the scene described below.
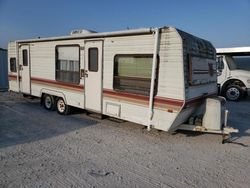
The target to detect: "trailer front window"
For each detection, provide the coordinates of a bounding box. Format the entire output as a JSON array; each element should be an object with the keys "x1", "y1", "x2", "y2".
[
  {"x1": 114, "y1": 54, "x2": 158, "y2": 96},
  {"x1": 10, "y1": 58, "x2": 17, "y2": 72},
  {"x1": 55, "y1": 46, "x2": 80, "y2": 84}
]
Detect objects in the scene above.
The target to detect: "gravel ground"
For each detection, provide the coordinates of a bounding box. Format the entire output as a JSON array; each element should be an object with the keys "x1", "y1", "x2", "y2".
[{"x1": 0, "y1": 92, "x2": 250, "y2": 188}]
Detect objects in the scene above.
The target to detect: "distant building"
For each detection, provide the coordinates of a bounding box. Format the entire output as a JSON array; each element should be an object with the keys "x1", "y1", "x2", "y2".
[{"x1": 0, "y1": 48, "x2": 8, "y2": 91}]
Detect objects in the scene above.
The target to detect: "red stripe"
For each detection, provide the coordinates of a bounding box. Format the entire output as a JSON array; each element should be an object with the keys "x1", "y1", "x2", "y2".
[
  {"x1": 14, "y1": 76, "x2": 217, "y2": 108},
  {"x1": 103, "y1": 89, "x2": 149, "y2": 100},
  {"x1": 154, "y1": 97, "x2": 184, "y2": 106},
  {"x1": 8, "y1": 74, "x2": 17, "y2": 79},
  {"x1": 103, "y1": 89, "x2": 217, "y2": 108},
  {"x1": 8, "y1": 74, "x2": 21, "y2": 80},
  {"x1": 103, "y1": 89, "x2": 184, "y2": 107},
  {"x1": 31, "y1": 77, "x2": 84, "y2": 90}
]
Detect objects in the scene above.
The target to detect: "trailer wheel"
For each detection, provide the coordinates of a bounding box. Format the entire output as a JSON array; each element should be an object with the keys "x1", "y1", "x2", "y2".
[
  {"x1": 225, "y1": 85, "x2": 243, "y2": 101},
  {"x1": 43, "y1": 94, "x2": 55, "y2": 110},
  {"x1": 56, "y1": 98, "x2": 71, "y2": 115}
]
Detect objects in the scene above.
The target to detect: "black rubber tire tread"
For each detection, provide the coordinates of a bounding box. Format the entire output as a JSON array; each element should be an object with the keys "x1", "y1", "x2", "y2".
[
  {"x1": 224, "y1": 85, "x2": 243, "y2": 101},
  {"x1": 56, "y1": 98, "x2": 71, "y2": 115},
  {"x1": 43, "y1": 94, "x2": 56, "y2": 111}
]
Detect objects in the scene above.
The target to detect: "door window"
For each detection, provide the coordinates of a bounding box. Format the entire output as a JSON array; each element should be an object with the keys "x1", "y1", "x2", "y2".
[
  {"x1": 88, "y1": 48, "x2": 98, "y2": 72},
  {"x1": 22, "y1": 50, "x2": 28, "y2": 66}
]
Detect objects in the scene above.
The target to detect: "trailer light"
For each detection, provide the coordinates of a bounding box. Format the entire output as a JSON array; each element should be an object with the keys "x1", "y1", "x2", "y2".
[{"x1": 167, "y1": 109, "x2": 173, "y2": 113}]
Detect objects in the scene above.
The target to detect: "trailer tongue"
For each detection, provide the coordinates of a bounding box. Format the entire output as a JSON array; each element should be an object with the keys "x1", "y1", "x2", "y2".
[{"x1": 177, "y1": 97, "x2": 238, "y2": 142}]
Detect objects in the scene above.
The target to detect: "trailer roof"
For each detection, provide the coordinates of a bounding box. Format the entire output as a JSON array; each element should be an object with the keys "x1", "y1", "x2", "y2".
[
  {"x1": 15, "y1": 27, "x2": 155, "y2": 43},
  {"x1": 12, "y1": 26, "x2": 215, "y2": 54},
  {"x1": 216, "y1": 47, "x2": 250, "y2": 56}
]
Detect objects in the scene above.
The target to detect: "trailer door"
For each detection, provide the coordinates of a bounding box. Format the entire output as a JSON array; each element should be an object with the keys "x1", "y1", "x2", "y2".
[
  {"x1": 19, "y1": 45, "x2": 31, "y2": 94},
  {"x1": 84, "y1": 41, "x2": 103, "y2": 112}
]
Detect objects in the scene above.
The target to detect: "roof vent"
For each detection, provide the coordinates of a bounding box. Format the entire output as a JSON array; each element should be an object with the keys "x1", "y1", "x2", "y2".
[{"x1": 70, "y1": 29, "x2": 97, "y2": 35}]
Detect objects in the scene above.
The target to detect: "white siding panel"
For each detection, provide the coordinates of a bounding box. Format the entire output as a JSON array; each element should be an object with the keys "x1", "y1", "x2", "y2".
[
  {"x1": 157, "y1": 28, "x2": 184, "y2": 100},
  {"x1": 30, "y1": 40, "x2": 85, "y2": 80},
  {"x1": 103, "y1": 35, "x2": 155, "y2": 90},
  {"x1": 8, "y1": 42, "x2": 19, "y2": 92},
  {"x1": 8, "y1": 42, "x2": 17, "y2": 59},
  {"x1": 103, "y1": 29, "x2": 185, "y2": 101}
]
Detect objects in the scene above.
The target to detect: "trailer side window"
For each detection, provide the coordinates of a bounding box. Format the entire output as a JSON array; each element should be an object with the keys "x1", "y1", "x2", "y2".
[
  {"x1": 114, "y1": 55, "x2": 157, "y2": 96},
  {"x1": 88, "y1": 48, "x2": 98, "y2": 72},
  {"x1": 22, "y1": 50, "x2": 28, "y2": 66},
  {"x1": 55, "y1": 46, "x2": 80, "y2": 84},
  {"x1": 10, "y1": 58, "x2": 17, "y2": 72}
]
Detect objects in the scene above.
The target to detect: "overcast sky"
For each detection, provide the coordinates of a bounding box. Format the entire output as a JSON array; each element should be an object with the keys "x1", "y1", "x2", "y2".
[{"x1": 0, "y1": 0, "x2": 250, "y2": 49}]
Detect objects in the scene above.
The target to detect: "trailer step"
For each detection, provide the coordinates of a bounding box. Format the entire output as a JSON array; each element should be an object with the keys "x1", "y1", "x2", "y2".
[{"x1": 86, "y1": 111, "x2": 106, "y2": 120}]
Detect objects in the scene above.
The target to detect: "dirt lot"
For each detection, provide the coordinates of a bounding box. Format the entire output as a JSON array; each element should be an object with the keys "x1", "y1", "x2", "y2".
[{"x1": 0, "y1": 92, "x2": 250, "y2": 188}]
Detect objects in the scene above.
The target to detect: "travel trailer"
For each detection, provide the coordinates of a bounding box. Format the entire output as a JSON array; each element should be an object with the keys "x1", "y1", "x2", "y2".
[
  {"x1": 216, "y1": 47, "x2": 250, "y2": 101},
  {"x1": 8, "y1": 26, "x2": 237, "y2": 136}
]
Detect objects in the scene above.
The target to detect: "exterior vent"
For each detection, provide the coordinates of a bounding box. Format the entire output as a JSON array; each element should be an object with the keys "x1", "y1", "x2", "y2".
[{"x1": 70, "y1": 29, "x2": 97, "y2": 35}]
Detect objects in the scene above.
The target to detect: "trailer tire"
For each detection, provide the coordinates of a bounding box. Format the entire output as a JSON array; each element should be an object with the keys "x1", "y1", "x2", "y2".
[
  {"x1": 56, "y1": 98, "x2": 71, "y2": 115},
  {"x1": 43, "y1": 94, "x2": 56, "y2": 110},
  {"x1": 225, "y1": 85, "x2": 243, "y2": 101}
]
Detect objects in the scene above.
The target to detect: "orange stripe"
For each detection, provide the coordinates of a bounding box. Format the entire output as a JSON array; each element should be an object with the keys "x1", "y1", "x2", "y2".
[
  {"x1": 31, "y1": 77, "x2": 84, "y2": 92},
  {"x1": 103, "y1": 89, "x2": 184, "y2": 107},
  {"x1": 8, "y1": 74, "x2": 21, "y2": 81},
  {"x1": 103, "y1": 89, "x2": 184, "y2": 111},
  {"x1": 17, "y1": 76, "x2": 216, "y2": 110},
  {"x1": 103, "y1": 89, "x2": 217, "y2": 111}
]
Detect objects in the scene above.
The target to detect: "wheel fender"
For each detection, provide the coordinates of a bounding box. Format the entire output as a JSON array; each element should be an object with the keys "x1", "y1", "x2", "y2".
[
  {"x1": 40, "y1": 89, "x2": 67, "y2": 104},
  {"x1": 221, "y1": 79, "x2": 245, "y2": 94}
]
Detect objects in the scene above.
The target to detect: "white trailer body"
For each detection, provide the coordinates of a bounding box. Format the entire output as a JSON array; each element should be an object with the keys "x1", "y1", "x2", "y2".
[{"x1": 8, "y1": 27, "x2": 237, "y2": 134}]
